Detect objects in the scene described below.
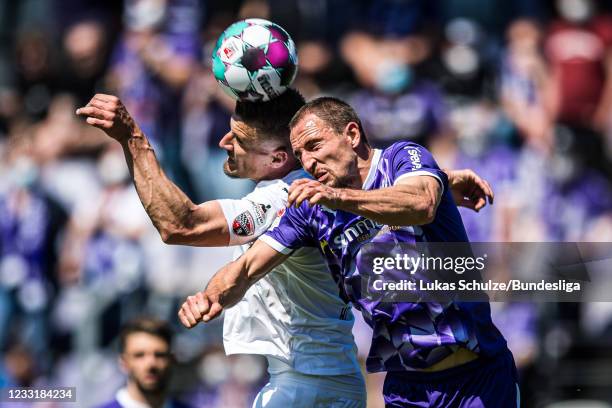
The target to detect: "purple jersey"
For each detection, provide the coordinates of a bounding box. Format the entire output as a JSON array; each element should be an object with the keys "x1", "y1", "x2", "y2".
[{"x1": 262, "y1": 141, "x2": 507, "y2": 372}]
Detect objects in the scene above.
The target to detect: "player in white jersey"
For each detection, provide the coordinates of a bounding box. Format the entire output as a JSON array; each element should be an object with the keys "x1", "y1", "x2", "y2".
[{"x1": 77, "y1": 90, "x2": 493, "y2": 408}]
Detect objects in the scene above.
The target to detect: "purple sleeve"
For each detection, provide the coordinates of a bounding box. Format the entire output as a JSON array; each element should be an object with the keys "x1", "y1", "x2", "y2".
[
  {"x1": 388, "y1": 141, "x2": 448, "y2": 191},
  {"x1": 260, "y1": 204, "x2": 317, "y2": 254}
]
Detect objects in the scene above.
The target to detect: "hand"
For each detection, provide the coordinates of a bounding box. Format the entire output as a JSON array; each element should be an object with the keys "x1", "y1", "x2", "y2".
[
  {"x1": 178, "y1": 291, "x2": 223, "y2": 328},
  {"x1": 76, "y1": 94, "x2": 139, "y2": 143},
  {"x1": 446, "y1": 169, "x2": 494, "y2": 212},
  {"x1": 287, "y1": 179, "x2": 341, "y2": 209}
]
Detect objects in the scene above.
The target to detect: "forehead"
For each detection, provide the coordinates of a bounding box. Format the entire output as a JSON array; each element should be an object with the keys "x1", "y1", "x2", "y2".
[
  {"x1": 124, "y1": 332, "x2": 169, "y2": 352},
  {"x1": 230, "y1": 118, "x2": 258, "y2": 140},
  {"x1": 290, "y1": 114, "x2": 332, "y2": 148}
]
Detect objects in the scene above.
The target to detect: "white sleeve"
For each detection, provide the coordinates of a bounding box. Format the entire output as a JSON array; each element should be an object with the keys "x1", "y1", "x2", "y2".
[{"x1": 216, "y1": 180, "x2": 289, "y2": 246}]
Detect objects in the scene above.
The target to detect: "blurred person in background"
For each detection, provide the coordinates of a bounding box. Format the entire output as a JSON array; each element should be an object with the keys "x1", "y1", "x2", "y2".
[
  {"x1": 56, "y1": 145, "x2": 151, "y2": 348},
  {"x1": 0, "y1": 120, "x2": 68, "y2": 373},
  {"x1": 106, "y1": 0, "x2": 200, "y2": 198},
  {"x1": 59, "y1": 20, "x2": 111, "y2": 107},
  {"x1": 97, "y1": 317, "x2": 191, "y2": 408},
  {"x1": 261, "y1": 0, "x2": 359, "y2": 98},
  {"x1": 337, "y1": 2, "x2": 450, "y2": 148},
  {"x1": 500, "y1": 18, "x2": 554, "y2": 152},
  {"x1": 341, "y1": 28, "x2": 450, "y2": 147},
  {"x1": 544, "y1": 0, "x2": 612, "y2": 178},
  {"x1": 53, "y1": 0, "x2": 122, "y2": 107}
]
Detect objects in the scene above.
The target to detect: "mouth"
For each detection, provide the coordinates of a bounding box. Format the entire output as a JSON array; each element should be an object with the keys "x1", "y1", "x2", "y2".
[{"x1": 315, "y1": 171, "x2": 328, "y2": 183}]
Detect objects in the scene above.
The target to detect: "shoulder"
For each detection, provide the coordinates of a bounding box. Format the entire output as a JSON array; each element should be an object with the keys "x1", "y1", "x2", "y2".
[
  {"x1": 383, "y1": 141, "x2": 426, "y2": 155},
  {"x1": 382, "y1": 141, "x2": 431, "y2": 163}
]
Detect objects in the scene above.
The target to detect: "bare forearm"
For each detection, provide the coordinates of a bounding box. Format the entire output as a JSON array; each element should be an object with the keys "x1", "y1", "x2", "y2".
[
  {"x1": 121, "y1": 132, "x2": 223, "y2": 245},
  {"x1": 335, "y1": 185, "x2": 437, "y2": 225},
  {"x1": 205, "y1": 241, "x2": 288, "y2": 308},
  {"x1": 77, "y1": 94, "x2": 227, "y2": 246}
]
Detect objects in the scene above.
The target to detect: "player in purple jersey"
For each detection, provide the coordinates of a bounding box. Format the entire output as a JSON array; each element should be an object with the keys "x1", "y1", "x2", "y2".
[
  {"x1": 192, "y1": 97, "x2": 519, "y2": 407},
  {"x1": 97, "y1": 318, "x2": 191, "y2": 408}
]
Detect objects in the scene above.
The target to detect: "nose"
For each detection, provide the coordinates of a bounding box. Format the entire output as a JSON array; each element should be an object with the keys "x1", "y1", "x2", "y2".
[
  {"x1": 301, "y1": 152, "x2": 316, "y2": 175},
  {"x1": 219, "y1": 132, "x2": 233, "y2": 150}
]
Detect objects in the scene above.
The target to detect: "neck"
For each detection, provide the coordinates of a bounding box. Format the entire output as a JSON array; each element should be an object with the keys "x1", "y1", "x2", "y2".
[
  {"x1": 127, "y1": 381, "x2": 166, "y2": 408},
  {"x1": 355, "y1": 145, "x2": 374, "y2": 187},
  {"x1": 254, "y1": 158, "x2": 299, "y2": 182}
]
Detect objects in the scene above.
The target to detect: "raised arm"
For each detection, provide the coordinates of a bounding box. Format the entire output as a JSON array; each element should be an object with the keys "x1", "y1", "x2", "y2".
[
  {"x1": 76, "y1": 94, "x2": 229, "y2": 246},
  {"x1": 286, "y1": 166, "x2": 494, "y2": 225},
  {"x1": 178, "y1": 240, "x2": 288, "y2": 327},
  {"x1": 287, "y1": 176, "x2": 441, "y2": 226}
]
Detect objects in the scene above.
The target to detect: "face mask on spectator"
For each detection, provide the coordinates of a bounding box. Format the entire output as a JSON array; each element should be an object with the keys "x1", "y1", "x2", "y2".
[
  {"x1": 374, "y1": 60, "x2": 412, "y2": 94},
  {"x1": 9, "y1": 156, "x2": 38, "y2": 188}
]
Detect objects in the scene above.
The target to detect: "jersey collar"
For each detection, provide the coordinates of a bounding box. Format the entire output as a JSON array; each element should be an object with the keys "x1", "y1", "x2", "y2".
[{"x1": 362, "y1": 149, "x2": 382, "y2": 190}]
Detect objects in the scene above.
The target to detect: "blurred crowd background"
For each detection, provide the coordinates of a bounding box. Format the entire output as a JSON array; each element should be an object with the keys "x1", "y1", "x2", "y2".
[{"x1": 0, "y1": 0, "x2": 611, "y2": 407}]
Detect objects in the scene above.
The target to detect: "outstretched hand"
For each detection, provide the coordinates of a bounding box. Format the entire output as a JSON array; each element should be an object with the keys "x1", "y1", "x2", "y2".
[
  {"x1": 446, "y1": 169, "x2": 494, "y2": 212},
  {"x1": 76, "y1": 94, "x2": 139, "y2": 143}
]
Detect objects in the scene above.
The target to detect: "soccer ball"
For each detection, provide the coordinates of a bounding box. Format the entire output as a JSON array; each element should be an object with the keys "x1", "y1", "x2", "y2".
[{"x1": 212, "y1": 18, "x2": 298, "y2": 102}]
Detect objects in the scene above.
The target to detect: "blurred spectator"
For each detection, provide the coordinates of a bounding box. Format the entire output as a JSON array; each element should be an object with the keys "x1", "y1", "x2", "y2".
[
  {"x1": 107, "y1": 0, "x2": 201, "y2": 196},
  {"x1": 97, "y1": 317, "x2": 192, "y2": 408},
  {"x1": 544, "y1": 0, "x2": 612, "y2": 177},
  {"x1": 545, "y1": 0, "x2": 612, "y2": 133},
  {"x1": 58, "y1": 20, "x2": 112, "y2": 107},
  {"x1": 500, "y1": 19, "x2": 554, "y2": 152},
  {"x1": 0, "y1": 125, "x2": 67, "y2": 369},
  {"x1": 56, "y1": 146, "x2": 151, "y2": 349},
  {"x1": 341, "y1": 30, "x2": 449, "y2": 147},
  {"x1": 0, "y1": 342, "x2": 38, "y2": 387}
]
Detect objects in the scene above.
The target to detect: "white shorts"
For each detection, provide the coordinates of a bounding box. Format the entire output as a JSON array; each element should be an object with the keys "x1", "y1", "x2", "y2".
[{"x1": 252, "y1": 369, "x2": 366, "y2": 408}]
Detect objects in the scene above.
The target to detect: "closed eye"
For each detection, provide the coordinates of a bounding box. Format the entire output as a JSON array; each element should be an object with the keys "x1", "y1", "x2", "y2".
[
  {"x1": 233, "y1": 133, "x2": 245, "y2": 147},
  {"x1": 305, "y1": 140, "x2": 320, "y2": 151}
]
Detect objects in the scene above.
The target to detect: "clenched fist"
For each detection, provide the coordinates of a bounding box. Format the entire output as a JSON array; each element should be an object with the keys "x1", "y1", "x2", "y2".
[
  {"x1": 76, "y1": 94, "x2": 140, "y2": 143},
  {"x1": 178, "y1": 291, "x2": 224, "y2": 328}
]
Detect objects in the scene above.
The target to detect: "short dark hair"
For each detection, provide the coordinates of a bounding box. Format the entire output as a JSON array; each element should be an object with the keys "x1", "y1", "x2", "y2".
[
  {"x1": 234, "y1": 88, "x2": 306, "y2": 147},
  {"x1": 118, "y1": 317, "x2": 173, "y2": 353},
  {"x1": 288, "y1": 96, "x2": 369, "y2": 145}
]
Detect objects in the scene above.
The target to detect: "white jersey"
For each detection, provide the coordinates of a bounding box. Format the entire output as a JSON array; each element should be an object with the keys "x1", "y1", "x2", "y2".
[{"x1": 217, "y1": 169, "x2": 360, "y2": 375}]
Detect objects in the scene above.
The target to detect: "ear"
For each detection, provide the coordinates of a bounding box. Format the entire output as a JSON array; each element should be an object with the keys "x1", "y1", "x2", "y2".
[
  {"x1": 271, "y1": 149, "x2": 289, "y2": 168},
  {"x1": 118, "y1": 355, "x2": 128, "y2": 374},
  {"x1": 344, "y1": 122, "x2": 361, "y2": 149}
]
